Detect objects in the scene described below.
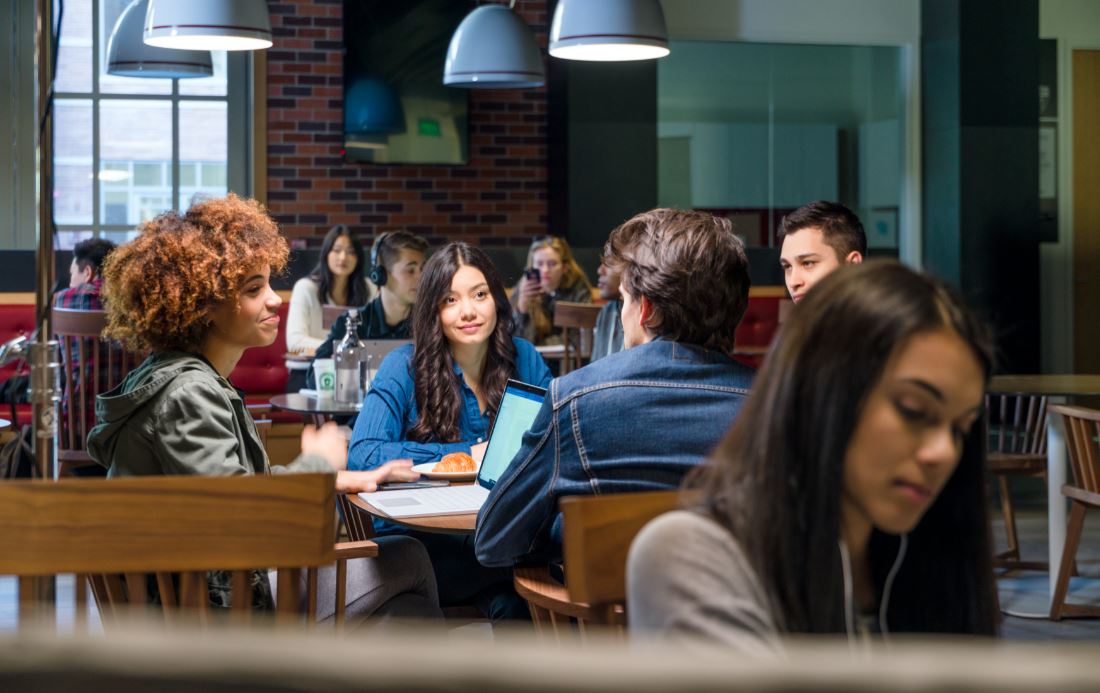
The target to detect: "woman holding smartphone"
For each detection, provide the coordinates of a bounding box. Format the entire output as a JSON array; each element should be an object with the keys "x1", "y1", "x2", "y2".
[
  {"x1": 88, "y1": 195, "x2": 440, "y2": 623},
  {"x1": 349, "y1": 241, "x2": 552, "y2": 621},
  {"x1": 510, "y1": 235, "x2": 592, "y2": 347},
  {"x1": 629, "y1": 262, "x2": 999, "y2": 653}
]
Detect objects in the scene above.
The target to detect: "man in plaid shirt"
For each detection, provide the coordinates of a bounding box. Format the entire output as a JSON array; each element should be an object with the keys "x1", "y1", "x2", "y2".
[
  {"x1": 54, "y1": 238, "x2": 116, "y2": 312},
  {"x1": 54, "y1": 238, "x2": 117, "y2": 446}
]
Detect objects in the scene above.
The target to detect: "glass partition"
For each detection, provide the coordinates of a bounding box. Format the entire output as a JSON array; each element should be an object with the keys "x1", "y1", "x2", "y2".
[{"x1": 658, "y1": 41, "x2": 905, "y2": 255}]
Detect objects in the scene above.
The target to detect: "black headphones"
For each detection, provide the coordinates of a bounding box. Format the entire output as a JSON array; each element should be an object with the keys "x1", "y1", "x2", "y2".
[{"x1": 368, "y1": 232, "x2": 391, "y2": 287}]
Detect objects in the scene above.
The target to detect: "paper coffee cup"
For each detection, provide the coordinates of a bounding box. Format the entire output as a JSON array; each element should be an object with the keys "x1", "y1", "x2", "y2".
[{"x1": 312, "y1": 358, "x2": 335, "y2": 401}]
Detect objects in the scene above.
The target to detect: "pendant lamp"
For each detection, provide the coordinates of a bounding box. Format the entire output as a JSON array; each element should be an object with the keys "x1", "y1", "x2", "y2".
[
  {"x1": 444, "y1": 3, "x2": 545, "y2": 89},
  {"x1": 143, "y1": 0, "x2": 273, "y2": 52},
  {"x1": 107, "y1": 0, "x2": 213, "y2": 78},
  {"x1": 550, "y1": 0, "x2": 670, "y2": 62}
]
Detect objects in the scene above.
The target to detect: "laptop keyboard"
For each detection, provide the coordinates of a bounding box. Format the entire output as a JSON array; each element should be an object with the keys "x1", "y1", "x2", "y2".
[{"x1": 360, "y1": 484, "x2": 489, "y2": 517}]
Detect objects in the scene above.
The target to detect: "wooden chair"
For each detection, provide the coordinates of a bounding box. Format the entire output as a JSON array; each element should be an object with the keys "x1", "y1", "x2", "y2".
[
  {"x1": 1048, "y1": 404, "x2": 1100, "y2": 620},
  {"x1": 985, "y1": 393, "x2": 1049, "y2": 571},
  {"x1": 553, "y1": 302, "x2": 601, "y2": 374},
  {"x1": 51, "y1": 308, "x2": 143, "y2": 476},
  {"x1": 0, "y1": 473, "x2": 378, "y2": 630},
  {"x1": 514, "y1": 489, "x2": 681, "y2": 640}
]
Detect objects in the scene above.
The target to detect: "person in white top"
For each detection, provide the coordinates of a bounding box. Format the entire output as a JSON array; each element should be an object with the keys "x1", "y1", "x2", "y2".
[{"x1": 285, "y1": 225, "x2": 376, "y2": 391}]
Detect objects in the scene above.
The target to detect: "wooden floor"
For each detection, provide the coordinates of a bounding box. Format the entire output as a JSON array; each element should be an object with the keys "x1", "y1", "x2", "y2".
[{"x1": 2, "y1": 509, "x2": 1099, "y2": 639}]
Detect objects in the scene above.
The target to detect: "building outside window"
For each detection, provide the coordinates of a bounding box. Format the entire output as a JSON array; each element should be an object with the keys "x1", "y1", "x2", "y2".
[{"x1": 53, "y1": 0, "x2": 247, "y2": 249}]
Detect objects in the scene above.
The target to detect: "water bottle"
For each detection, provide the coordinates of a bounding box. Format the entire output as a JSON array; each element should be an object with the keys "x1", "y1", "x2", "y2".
[{"x1": 334, "y1": 309, "x2": 365, "y2": 405}]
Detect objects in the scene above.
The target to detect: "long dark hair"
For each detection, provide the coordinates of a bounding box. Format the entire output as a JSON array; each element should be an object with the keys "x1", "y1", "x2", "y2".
[
  {"x1": 408, "y1": 243, "x2": 516, "y2": 443},
  {"x1": 308, "y1": 224, "x2": 369, "y2": 307},
  {"x1": 688, "y1": 261, "x2": 999, "y2": 636}
]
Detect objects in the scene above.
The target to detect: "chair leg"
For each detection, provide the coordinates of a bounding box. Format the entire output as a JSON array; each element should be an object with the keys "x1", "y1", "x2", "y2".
[
  {"x1": 998, "y1": 475, "x2": 1020, "y2": 560},
  {"x1": 1049, "y1": 501, "x2": 1087, "y2": 621}
]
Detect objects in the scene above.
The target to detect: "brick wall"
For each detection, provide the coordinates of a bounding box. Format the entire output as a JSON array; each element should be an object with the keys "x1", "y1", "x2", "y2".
[{"x1": 265, "y1": 0, "x2": 550, "y2": 248}]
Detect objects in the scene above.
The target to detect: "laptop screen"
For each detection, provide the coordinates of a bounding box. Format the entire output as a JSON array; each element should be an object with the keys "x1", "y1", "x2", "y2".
[{"x1": 478, "y1": 380, "x2": 547, "y2": 489}]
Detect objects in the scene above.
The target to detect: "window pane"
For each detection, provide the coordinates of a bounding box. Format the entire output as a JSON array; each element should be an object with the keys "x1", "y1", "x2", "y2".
[
  {"x1": 54, "y1": 99, "x2": 93, "y2": 225},
  {"x1": 133, "y1": 162, "x2": 163, "y2": 187},
  {"x1": 56, "y1": 230, "x2": 95, "y2": 251},
  {"x1": 178, "y1": 51, "x2": 228, "y2": 96},
  {"x1": 55, "y1": 0, "x2": 92, "y2": 93},
  {"x1": 180, "y1": 101, "x2": 228, "y2": 200},
  {"x1": 658, "y1": 41, "x2": 905, "y2": 254},
  {"x1": 99, "y1": 100, "x2": 172, "y2": 224},
  {"x1": 101, "y1": 230, "x2": 141, "y2": 245},
  {"x1": 99, "y1": 0, "x2": 172, "y2": 95},
  {"x1": 180, "y1": 162, "x2": 197, "y2": 187}
]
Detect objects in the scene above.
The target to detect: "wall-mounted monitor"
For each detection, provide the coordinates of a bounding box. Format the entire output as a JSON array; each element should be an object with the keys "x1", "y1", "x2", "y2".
[{"x1": 343, "y1": 0, "x2": 472, "y2": 165}]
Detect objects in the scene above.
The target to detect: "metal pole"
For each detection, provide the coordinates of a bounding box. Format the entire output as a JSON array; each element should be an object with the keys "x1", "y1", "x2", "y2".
[{"x1": 34, "y1": 0, "x2": 59, "y2": 481}]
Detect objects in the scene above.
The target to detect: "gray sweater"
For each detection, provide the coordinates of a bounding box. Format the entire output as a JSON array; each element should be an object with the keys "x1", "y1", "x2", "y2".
[{"x1": 627, "y1": 510, "x2": 784, "y2": 657}]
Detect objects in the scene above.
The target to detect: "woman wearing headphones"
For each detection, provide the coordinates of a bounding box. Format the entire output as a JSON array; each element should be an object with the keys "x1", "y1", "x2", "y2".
[
  {"x1": 310, "y1": 231, "x2": 428, "y2": 364},
  {"x1": 285, "y1": 225, "x2": 376, "y2": 391}
]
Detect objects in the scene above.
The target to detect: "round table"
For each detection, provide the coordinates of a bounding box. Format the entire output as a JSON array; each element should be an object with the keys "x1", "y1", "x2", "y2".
[
  {"x1": 269, "y1": 393, "x2": 361, "y2": 427},
  {"x1": 988, "y1": 374, "x2": 1100, "y2": 618},
  {"x1": 346, "y1": 491, "x2": 476, "y2": 535}
]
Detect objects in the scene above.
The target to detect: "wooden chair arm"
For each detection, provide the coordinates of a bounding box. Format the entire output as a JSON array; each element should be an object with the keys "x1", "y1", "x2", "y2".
[
  {"x1": 335, "y1": 540, "x2": 379, "y2": 560},
  {"x1": 513, "y1": 565, "x2": 593, "y2": 620}
]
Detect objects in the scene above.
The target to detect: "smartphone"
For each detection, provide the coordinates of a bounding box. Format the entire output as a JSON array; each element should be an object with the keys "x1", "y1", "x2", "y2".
[
  {"x1": 378, "y1": 480, "x2": 451, "y2": 490},
  {"x1": 524, "y1": 267, "x2": 541, "y2": 283}
]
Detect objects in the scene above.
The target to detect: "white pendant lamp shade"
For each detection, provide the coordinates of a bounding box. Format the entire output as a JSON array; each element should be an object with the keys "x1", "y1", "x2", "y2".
[
  {"x1": 108, "y1": 0, "x2": 213, "y2": 78},
  {"x1": 143, "y1": 0, "x2": 273, "y2": 52},
  {"x1": 550, "y1": 0, "x2": 670, "y2": 62},
  {"x1": 444, "y1": 5, "x2": 545, "y2": 89}
]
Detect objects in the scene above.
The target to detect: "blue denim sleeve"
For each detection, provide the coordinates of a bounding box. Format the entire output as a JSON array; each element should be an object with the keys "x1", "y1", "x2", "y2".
[
  {"x1": 474, "y1": 393, "x2": 560, "y2": 567},
  {"x1": 347, "y1": 347, "x2": 472, "y2": 470}
]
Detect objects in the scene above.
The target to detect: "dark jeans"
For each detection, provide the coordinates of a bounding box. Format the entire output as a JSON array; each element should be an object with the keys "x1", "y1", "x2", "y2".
[{"x1": 404, "y1": 530, "x2": 528, "y2": 623}]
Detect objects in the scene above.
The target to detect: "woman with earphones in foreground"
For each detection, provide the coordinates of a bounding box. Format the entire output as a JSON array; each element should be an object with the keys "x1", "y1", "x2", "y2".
[{"x1": 628, "y1": 261, "x2": 1000, "y2": 654}]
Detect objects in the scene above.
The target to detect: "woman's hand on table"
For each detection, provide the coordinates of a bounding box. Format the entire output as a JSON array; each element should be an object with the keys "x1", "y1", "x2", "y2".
[
  {"x1": 335, "y1": 459, "x2": 419, "y2": 493},
  {"x1": 301, "y1": 422, "x2": 348, "y2": 471}
]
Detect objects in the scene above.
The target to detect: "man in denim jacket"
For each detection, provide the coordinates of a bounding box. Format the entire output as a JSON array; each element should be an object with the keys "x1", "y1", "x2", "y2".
[{"x1": 475, "y1": 209, "x2": 755, "y2": 567}]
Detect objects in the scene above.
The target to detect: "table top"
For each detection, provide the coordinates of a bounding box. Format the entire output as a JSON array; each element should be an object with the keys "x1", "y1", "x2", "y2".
[
  {"x1": 989, "y1": 375, "x2": 1100, "y2": 396},
  {"x1": 269, "y1": 393, "x2": 362, "y2": 417},
  {"x1": 346, "y1": 492, "x2": 476, "y2": 535}
]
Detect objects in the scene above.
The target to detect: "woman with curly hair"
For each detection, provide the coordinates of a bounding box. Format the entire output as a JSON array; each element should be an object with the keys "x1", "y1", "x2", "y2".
[
  {"x1": 510, "y1": 235, "x2": 592, "y2": 346},
  {"x1": 628, "y1": 262, "x2": 999, "y2": 653},
  {"x1": 285, "y1": 224, "x2": 375, "y2": 391},
  {"x1": 87, "y1": 194, "x2": 441, "y2": 622},
  {"x1": 348, "y1": 242, "x2": 552, "y2": 621}
]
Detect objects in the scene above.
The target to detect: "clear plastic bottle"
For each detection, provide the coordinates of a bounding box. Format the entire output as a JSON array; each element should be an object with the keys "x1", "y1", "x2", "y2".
[{"x1": 334, "y1": 309, "x2": 365, "y2": 405}]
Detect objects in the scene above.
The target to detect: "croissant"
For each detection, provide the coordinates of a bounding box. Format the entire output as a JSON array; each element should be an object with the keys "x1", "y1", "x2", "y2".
[{"x1": 434, "y1": 452, "x2": 476, "y2": 473}]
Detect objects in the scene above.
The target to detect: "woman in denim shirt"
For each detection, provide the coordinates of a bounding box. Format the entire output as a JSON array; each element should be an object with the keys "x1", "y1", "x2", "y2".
[{"x1": 348, "y1": 242, "x2": 552, "y2": 620}]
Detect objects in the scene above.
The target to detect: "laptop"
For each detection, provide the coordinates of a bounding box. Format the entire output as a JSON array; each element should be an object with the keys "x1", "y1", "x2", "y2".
[{"x1": 358, "y1": 379, "x2": 547, "y2": 518}]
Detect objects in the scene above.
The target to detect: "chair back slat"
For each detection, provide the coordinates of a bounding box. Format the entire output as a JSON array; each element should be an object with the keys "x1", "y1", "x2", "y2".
[
  {"x1": 1050, "y1": 405, "x2": 1100, "y2": 495},
  {"x1": 987, "y1": 393, "x2": 1049, "y2": 456},
  {"x1": 561, "y1": 490, "x2": 682, "y2": 615}
]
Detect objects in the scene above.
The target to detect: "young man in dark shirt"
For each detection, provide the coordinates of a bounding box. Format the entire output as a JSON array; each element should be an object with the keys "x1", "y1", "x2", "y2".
[{"x1": 778, "y1": 201, "x2": 865, "y2": 304}]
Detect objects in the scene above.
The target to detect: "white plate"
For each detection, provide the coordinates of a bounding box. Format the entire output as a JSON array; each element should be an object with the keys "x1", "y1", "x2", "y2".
[{"x1": 412, "y1": 461, "x2": 478, "y2": 481}]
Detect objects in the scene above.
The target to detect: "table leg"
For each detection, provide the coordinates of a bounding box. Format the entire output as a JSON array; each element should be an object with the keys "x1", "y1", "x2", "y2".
[{"x1": 1047, "y1": 406, "x2": 1068, "y2": 611}]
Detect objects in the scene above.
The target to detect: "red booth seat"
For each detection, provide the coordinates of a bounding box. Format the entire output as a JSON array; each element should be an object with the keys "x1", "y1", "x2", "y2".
[{"x1": 0, "y1": 303, "x2": 35, "y2": 426}]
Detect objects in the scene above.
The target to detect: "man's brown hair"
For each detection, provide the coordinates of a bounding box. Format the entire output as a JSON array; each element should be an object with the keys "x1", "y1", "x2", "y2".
[
  {"x1": 603, "y1": 208, "x2": 750, "y2": 353},
  {"x1": 777, "y1": 200, "x2": 867, "y2": 259}
]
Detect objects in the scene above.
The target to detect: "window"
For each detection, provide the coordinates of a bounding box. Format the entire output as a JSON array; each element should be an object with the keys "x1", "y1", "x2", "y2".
[
  {"x1": 658, "y1": 41, "x2": 906, "y2": 256},
  {"x1": 53, "y1": 0, "x2": 248, "y2": 249}
]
